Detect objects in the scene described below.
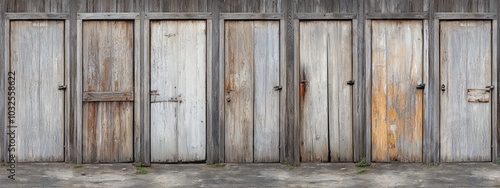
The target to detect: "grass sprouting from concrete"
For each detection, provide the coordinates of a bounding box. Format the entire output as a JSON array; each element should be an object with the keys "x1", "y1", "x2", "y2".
[
  {"x1": 355, "y1": 169, "x2": 367, "y2": 174},
  {"x1": 355, "y1": 158, "x2": 370, "y2": 167},
  {"x1": 134, "y1": 163, "x2": 149, "y2": 174}
]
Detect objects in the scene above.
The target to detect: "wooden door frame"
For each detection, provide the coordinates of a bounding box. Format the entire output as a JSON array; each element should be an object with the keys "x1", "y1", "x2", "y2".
[
  {"x1": 365, "y1": 14, "x2": 430, "y2": 163},
  {"x1": 144, "y1": 13, "x2": 213, "y2": 163},
  {"x1": 294, "y1": 14, "x2": 359, "y2": 162},
  {"x1": 218, "y1": 13, "x2": 284, "y2": 162},
  {"x1": 76, "y1": 13, "x2": 141, "y2": 164},
  {"x1": 3, "y1": 13, "x2": 70, "y2": 162},
  {"x1": 433, "y1": 13, "x2": 498, "y2": 162}
]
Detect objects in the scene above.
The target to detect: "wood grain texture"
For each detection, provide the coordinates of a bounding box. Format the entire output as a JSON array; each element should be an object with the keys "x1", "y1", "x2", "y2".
[
  {"x1": 224, "y1": 21, "x2": 280, "y2": 162},
  {"x1": 296, "y1": 0, "x2": 355, "y2": 13},
  {"x1": 10, "y1": 21, "x2": 65, "y2": 162},
  {"x1": 82, "y1": 21, "x2": 134, "y2": 163},
  {"x1": 146, "y1": 0, "x2": 211, "y2": 12},
  {"x1": 299, "y1": 21, "x2": 353, "y2": 162},
  {"x1": 253, "y1": 21, "x2": 280, "y2": 162},
  {"x1": 150, "y1": 20, "x2": 207, "y2": 163},
  {"x1": 440, "y1": 21, "x2": 492, "y2": 162},
  {"x1": 371, "y1": 20, "x2": 423, "y2": 162},
  {"x1": 366, "y1": 0, "x2": 424, "y2": 13},
  {"x1": 6, "y1": 0, "x2": 71, "y2": 12},
  {"x1": 77, "y1": 0, "x2": 141, "y2": 12},
  {"x1": 437, "y1": 0, "x2": 493, "y2": 12},
  {"x1": 224, "y1": 21, "x2": 254, "y2": 163},
  {"x1": 0, "y1": 0, "x2": 5, "y2": 162},
  {"x1": 222, "y1": 0, "x2": 281, "y2": 13}
]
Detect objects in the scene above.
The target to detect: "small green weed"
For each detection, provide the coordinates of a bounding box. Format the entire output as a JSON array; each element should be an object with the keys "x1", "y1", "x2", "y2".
[
  {"x1": 496, "y1": 158, "x2": 500, "y2": 165},
  {"x1": 355, "y1": 169, "x2": 367, "y2": 174},
  {"x1": 73, "y1": 164, "x2": 83, "y2": 168},
  {"x1": 207, "y1": 163, "x2": 225, "y2": 168},
  {"x1": 135, "y1": 167, "x2": 148, "y2": 174},
  {"x1": 355, "y1": 158, "x2": 370, "y2": 167},
  {"x1": 134, "y1": 163, "x2": 148, "y2": 174}
]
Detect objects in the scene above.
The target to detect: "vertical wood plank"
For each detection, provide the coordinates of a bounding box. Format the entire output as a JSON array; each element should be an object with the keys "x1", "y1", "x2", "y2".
[
  {"x1": 0, "y1": 0, "x2": 5, "y2": 163},
  {"x1": 224, "y1": 21, "x2": 254, "y2": 163},
  {"x1": 354, "y1": 0, "x2": 366, "y2": 163},
  {"x1": 253, "y1": 21, "x2": 280, "y2": 162},
  {"x1": 299, "y1": 22, "x2": 329, "y2": 162},
  {"x1": 365, "y1": 19, "x2": 372, "y2": 163},
  {"x1": 207, "y1": 0, "x2": 223, "y2": 164},
  {"x1": 371, "y1": 20, "x2": 423, "y2": 162},
  {"x1": 328, "y1": 21, "x2": 353, "y2": 162},
  {"x1": 440, "y1": 21, "x2": 492, "y2": 162},
  {"x1": 492, "y1": 19, "x2": 498, "y2": 162}
]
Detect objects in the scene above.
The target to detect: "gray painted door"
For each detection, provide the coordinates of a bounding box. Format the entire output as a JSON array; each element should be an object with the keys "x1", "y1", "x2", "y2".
[
  {"x1": 10, "y1": 21, "x2": 65, "y2": 162},
  {"x1": 440, "y1": 21, "x2": 492, "y2": 162}
]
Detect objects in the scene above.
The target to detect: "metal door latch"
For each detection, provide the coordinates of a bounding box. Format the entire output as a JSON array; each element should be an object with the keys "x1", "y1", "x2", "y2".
[
  {"x1": 58, "y1": 85, "x2": 67, "y2": 90},
  {"x1": 274, "y1": 85, "x2": 283, "y2": 91},
  {"x1": 486, "y1": 85, "x2": 494, "y2": 90},
  {"x1": 347, "y1": 80, "x2": 355, "y2": 85},
  {"x1": 416, "y1": 83, "x2": 425, "y2": 89},
  {"x1": 441, "y1": 84, "x2": 446, "y2": 91}
]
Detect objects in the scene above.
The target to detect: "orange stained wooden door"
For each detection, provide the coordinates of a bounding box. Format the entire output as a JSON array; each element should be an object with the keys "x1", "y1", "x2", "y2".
[
  {"x1": 82, "y1": 21, "x2": 134, "y2": 163},
  {"x1": 371, "y1": 20, "x2": 423, "y2": 162}
]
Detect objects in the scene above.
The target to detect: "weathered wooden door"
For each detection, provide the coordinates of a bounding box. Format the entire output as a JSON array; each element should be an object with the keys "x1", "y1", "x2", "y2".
[
  {"x1": 82, "y1": 21, "x2": 134, "y2": 163},
  {"x1": 10, "y1": 21, "x2": 65, "y2": 162},
  {"x1": 150, "y1": 20, "x2": 207, "y2": 163},
  {"x1": 371, "y1": 20, "x2": 423, "y2": 162},
  {"x1": 440, "y1": 21, "x2": 492, "y2": 162},
  {"x1": 299, "y1": 21, "x2": 353, "y2": 162},
  {"x1": 224, "y1": 21, "x2": 280, "y2": 162}
]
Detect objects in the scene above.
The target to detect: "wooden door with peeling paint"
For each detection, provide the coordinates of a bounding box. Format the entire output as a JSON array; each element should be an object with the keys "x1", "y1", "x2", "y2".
[
  {"x1": 299, "y1": 21, "x2": 353, "y2": 162},
  {"x1": 224, "y1": 21, "x2": 280, "y2": 163},
  {"x1": 440, "y1": 21, "x2": 492, "y2": 162},
  {"x1": 82, "y1": 21, "x2": 134, "y2": 163},
  {"x1": 150, "y1": 20, "x2": 207, "y2": 163},
  {"x1": 371, "y1": 20, "x2": 423, "y2": 162},
  {"x1": 10, "y1": 21, "x2": 65, "y2": 162}
]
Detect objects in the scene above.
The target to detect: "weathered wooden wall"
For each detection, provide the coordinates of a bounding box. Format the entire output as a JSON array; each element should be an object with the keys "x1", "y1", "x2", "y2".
[{"x1": 1, "y1": 0, "x2": 500, "y2": 165}]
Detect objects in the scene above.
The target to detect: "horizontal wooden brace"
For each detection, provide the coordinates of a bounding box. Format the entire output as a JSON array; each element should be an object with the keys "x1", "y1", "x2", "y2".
[
  {"x1": 5, "y1": 13, "x2": 70, "y2": 20},
  {"x1": 78, "y1": 13, "x2": 140, "y2": 20},
  {"x1": 366, "y1": 12, "x2": 428, "y2": 20},
  {"x1": 295, "y1": 13, "x2": 356, "y2": 20},
  {"x1": 220, "y1": 13, "x2": 283, "y2": 20},
  {"x1": 145, "y1": 13, "x2": 212, "y2": 20},
  {"x1": 83, "y1": 91, "x2": 134, "y2": 102},
  {"x1": 435, "y1": 13, "x2": 496, "y2": 20}
]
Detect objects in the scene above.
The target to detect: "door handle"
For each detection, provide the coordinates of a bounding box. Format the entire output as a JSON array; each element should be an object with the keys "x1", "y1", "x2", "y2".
[
  {"x1": 416, "y1": 83, "x2": 425, "y2": 89},
  {"x1": 347, "y1": 80, "x2": 355, "y2": 85},
  {"x1": 58, "y1": 85, "x2": 67, "y2": 90},
  {"x1": 274, "y1": 85, "x2": 283, "y2": 91},
  {"x1": 486, "y1": 85, "x2": 494, "y2": 90},
  {"x1": 441, "y1": 84, "x2": 446, "y2": 91}
]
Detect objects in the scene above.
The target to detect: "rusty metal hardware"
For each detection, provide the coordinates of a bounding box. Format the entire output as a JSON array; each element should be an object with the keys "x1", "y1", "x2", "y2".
[
  {"x1": 274, "y1": 85, "x2": 283, "y2": 91},
  {"x1": 347, "y1": 80, "x2": 355, "y2": 85},
  {"x1": 441, "y1": 84, "x2": 446, "y2": 91},
  {"x1": 168, "y1": 96, "x2": 183, "y2": 103},
  {"x1": 486, "y1": 85, "x2": 494, "y2": 90},
  {"x1": 226, "y1": 97, "x2": 231, "y2": 102},
  {"x1": 416, "y1": 83, "x2": 425, "y2": 89},
  {"x1": 58, "y1": 85, "x2": 67, "y2": 90}
]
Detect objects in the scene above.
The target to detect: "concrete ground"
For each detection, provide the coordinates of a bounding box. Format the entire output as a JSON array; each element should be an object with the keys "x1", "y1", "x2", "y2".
[{"x1": 1, "y1": 162, "x2": 499, "y2": 187}]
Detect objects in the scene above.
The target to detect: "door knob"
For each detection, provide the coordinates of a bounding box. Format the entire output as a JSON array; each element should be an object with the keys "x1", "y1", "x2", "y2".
[
  {"x1": 441, "y1": 84, "x2": 446, "y2": 91},
  {"x1": 486, "y1": 85, "x2": 494, "y2": 90},
  {"x1": 416, "y1": 83, "x2": 425, "y2": 89}
]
